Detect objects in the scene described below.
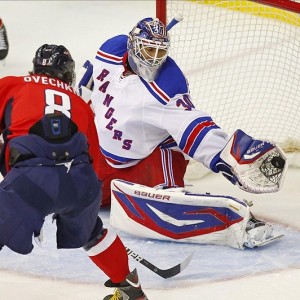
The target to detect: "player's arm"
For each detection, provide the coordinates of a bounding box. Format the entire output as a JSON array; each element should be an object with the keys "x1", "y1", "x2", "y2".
[
  {"x1": 161, "y1": 99, "x2": 287, "y2": 193},
  {"x1": 0, "y1": 76, "x2": 14, "y2": 130},
  {"x1": 210, "y1": 129, "x2": 287, "y2": 193},
  {"x1": 85, "y1": 106, "x2": 101, "y2": 175}
]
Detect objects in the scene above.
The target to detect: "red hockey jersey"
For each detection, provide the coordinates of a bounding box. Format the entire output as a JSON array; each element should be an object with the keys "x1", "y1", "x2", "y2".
[{"x1": 0, "y1": 74, "x2": 100, "y2": 174}]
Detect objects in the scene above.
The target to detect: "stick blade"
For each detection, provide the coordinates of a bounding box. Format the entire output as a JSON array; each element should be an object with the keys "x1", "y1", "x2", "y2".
[
  {"x1": 157, "y1": 251, "x2": 194, "y2": 279},
  {"x1": 180, "y1": 251, "x2": 194, "y2": 272}
]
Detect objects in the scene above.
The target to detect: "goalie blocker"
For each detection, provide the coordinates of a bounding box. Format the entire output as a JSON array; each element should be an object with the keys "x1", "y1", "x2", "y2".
[{"x1": 110, "y1": 180, "x2": 283, "y2": 250}]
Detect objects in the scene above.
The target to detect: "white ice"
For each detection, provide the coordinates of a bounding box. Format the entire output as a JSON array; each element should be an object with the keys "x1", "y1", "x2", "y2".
[{"x1": 0, "y1": 1, "x2": 300, "y2": 300}]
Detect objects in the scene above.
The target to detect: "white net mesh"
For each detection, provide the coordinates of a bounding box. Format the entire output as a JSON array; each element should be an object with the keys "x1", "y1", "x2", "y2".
[{"x1": 165, "y1": 0, "x2": 300, "y2": 157}]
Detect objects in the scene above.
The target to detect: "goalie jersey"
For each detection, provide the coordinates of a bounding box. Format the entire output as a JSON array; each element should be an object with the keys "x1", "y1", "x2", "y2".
[{"x1": 91, "y1": 35, "x2": 229, "y2": 170}]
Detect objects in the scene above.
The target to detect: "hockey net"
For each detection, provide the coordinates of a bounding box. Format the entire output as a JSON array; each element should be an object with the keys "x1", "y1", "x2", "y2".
[{"x1": 157, "y1": 0, "x2": 300, "y2": 177}]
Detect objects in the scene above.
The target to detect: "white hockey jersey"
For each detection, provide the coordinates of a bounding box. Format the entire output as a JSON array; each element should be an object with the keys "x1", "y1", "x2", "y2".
[{"x1": 91, "y1": 35, "x2": 229, "y2": 170}]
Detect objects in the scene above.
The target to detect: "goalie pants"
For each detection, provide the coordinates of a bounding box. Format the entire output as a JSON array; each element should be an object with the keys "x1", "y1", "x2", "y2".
[{"x1": 98, "y1": 147, "x2": 189, "y2": 206}]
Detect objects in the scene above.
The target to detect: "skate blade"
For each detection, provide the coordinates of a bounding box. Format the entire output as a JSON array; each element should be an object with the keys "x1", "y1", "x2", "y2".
[{"x1": 253, "y1": 234, "x2": 284, "y2": 248}]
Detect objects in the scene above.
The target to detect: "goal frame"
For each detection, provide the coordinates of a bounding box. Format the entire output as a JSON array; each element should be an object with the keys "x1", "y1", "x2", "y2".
[
  {"x1": 157, "y1": 0, "x2": 300, "y2": 23},
  {"x1": 156, "y1": 0, "x2": 300, "y2": 169}
]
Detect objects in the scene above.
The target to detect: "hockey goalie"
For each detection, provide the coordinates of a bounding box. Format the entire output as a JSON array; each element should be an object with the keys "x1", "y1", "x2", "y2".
[{"x1": 76, "y1": 17, "x2": 288, "y2": 250}]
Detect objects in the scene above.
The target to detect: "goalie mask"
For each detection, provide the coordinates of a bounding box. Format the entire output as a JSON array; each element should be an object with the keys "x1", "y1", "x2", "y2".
[
  {"x1": 127, "y1": 17, "x2": 170, "y2": 82},
  {"x1": 32, "y1": 44, "x2": 76, "y2": 86}
]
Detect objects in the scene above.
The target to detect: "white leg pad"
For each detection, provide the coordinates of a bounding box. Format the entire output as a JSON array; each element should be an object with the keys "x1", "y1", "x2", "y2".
[{"x1": 110, "y1": 179, "x2": 251, "y2": 249}]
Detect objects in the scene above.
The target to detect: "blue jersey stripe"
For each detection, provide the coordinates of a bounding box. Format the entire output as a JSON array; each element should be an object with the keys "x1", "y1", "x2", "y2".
[
  {"x1": 95, "y1": 55, "x2": 123, "y2": 65},
  {"x1": 100, "y1": 147, "x2": 137, "y2": 164},
  {"x1": 189, "y1": 124, "x2": 220, "y2": 157},
  {"x1": 140, "y1": 78, "x2": 168, "y2": 105}
]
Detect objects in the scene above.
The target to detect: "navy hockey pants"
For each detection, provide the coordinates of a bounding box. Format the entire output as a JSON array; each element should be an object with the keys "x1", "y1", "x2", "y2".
[{"x1": 0, "y1": 160, "x2": 101, "y2": 254}]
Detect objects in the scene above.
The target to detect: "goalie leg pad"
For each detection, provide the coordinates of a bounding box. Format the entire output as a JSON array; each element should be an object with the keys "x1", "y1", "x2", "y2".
[{"x1": 110, "y1": 179, "x2": 253, "y2": 249}]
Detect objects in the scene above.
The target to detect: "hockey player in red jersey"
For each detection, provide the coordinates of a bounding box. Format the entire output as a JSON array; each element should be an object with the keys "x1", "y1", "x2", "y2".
[
  {"x1": 77, "y1": 17, "x2": 287, "y2": 253},
  {"x1": 0, "y1": 44, "x2": 148, "y2": 300}
]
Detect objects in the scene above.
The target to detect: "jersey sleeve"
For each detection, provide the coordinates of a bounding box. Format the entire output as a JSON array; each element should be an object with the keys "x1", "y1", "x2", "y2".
[
  {"x1": 0, "y1": 76, "x2": 19, "y2": 133},
  {"x1": 143, "y1": 58, "x2": 229, "y2": 169},
  {"x1": 81, "y1": 104, "x2": 101, "y2": 176},
  {"x1": 160, "y1": 99, "x2": 229, "y2": 170}
]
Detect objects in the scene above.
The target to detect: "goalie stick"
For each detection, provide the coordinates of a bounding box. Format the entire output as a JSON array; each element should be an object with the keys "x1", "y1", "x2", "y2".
[
  {"x1": 126, "y1": 246, "x2": 193, "y2": 279},
  {"x1": 166, "y1": 14, "x2": 183, "y2": 31}
]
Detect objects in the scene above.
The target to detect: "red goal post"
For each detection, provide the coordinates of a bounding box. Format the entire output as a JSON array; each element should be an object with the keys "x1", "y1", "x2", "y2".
[{"x1": 156, "y1": 0, "x2": 300, "y2": 168}]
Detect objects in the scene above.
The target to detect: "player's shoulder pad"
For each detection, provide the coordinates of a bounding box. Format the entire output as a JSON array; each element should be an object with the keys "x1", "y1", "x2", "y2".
[
  {"x1": 0, "y1": 75, "x2": 20, "y2": 83},
  {"x1": 0, "y1": 76, "x2": 27, "y2": 104},
  {"x1": 0, "y1": 75, "x2": 25, "y2": 89},
  {"x1": 141, "y1": 57, "x2": 189, "y2": 105},
  {"x1": 95, "y1": 34, "x2": 128, "y2": 65}
]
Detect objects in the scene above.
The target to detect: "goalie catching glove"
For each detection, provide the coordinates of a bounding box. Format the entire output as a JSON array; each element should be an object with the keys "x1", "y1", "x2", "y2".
[{"x1": 211, "y1": 129, "x2": 287, "y2": 193}]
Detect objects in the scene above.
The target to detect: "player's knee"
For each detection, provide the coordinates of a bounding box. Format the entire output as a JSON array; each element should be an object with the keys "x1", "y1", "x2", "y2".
[{"x1": 83, "y1": 217, "x2": 105, "y2": 251}]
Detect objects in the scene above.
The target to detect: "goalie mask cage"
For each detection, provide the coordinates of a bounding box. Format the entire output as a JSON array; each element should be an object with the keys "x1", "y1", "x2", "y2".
[{"x1": 157, "y1": 0, "x2": 300, "y2": 166}]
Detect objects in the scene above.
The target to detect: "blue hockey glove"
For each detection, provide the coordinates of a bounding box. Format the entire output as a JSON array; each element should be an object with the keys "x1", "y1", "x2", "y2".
[{"x1": 75, "y1": 60, "x2": 94, "y2": 98}]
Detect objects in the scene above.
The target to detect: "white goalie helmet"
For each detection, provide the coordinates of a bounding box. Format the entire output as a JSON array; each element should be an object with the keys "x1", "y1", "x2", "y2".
[{"x1": 127, "y1": 17, "x2": 170, "y2": 82}]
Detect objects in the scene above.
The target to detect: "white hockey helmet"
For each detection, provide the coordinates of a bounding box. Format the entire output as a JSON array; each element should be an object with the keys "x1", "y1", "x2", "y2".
[{"x1": 127, "y1": 17, "x2": 170, "y2": 82}]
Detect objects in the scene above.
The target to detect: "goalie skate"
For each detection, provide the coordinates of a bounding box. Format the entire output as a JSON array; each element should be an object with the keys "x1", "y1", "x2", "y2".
[{"x1": 243, "y1": 215, "x2": 283, "y2": 248}]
